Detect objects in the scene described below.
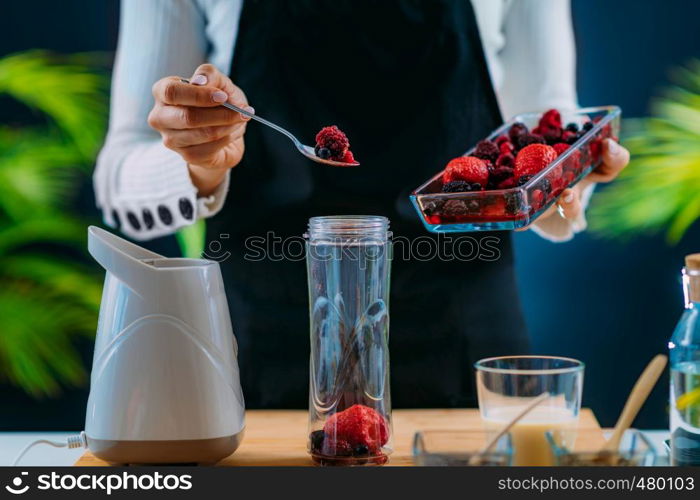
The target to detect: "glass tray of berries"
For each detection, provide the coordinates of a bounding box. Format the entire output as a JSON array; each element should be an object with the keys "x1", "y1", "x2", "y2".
[{"x1": 410, "y1": 106, "x2": 621, "y2": 232}]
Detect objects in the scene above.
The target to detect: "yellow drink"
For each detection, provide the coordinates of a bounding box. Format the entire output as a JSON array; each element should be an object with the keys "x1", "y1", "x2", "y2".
[{"x1": 483, "y1": 407, "x2": 578, "y2": 466}]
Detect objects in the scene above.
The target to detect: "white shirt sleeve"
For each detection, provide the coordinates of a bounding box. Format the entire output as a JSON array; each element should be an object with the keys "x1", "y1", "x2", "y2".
[
  {"x1": 473, "y1": 0, "x2": 590, "y2": 242},
  {"x1": 93, "y1": 0, "x2": 240, "y2": 241}
]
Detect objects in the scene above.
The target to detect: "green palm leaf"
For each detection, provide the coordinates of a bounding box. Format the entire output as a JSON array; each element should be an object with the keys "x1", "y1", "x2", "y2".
[
  {"x1": 589, "y1": 60, "x2": 700, "y2": 243},
  {"x1": 0, "y1": 50, "x2": 108, "y2": 397},
  {"x1": 0, "y1": 51, "x2": 108, "y2": 161}
]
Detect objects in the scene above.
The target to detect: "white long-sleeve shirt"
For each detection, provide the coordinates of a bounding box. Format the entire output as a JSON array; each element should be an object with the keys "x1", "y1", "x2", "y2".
[{"x1": 95, "y1": 0, "x2": 588, "y2": 242}]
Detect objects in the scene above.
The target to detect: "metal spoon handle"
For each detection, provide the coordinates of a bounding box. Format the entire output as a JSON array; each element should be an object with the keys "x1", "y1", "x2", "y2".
[
  {"x1": 220, "y1": 101, "x2": 300, "y2": 146},
  {"x1": 179, "y1": 78, "x2": 301, "y2": 147}
]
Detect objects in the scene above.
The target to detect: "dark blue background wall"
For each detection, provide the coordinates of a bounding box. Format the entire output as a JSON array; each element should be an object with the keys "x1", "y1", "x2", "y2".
[
  {"x1": 1, "y1": 0, "x2": 698, "y2": 429},
  {"x1": 514, "y1": 0, "x2": 700, "y2": 428}
]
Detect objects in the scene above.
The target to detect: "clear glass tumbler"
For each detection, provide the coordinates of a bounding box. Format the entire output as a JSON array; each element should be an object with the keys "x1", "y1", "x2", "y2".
[
  {"x1": 305, "y1": 216, "x2": 392, "y2": 466},
  {"x1": 475, "y1": 355, "x2": 584, "y2": 466}
]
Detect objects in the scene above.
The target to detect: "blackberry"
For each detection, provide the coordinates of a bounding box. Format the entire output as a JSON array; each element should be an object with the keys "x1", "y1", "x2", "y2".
[
  {"x1": 316, "y1": 147, "x2": 332, "y2": 159},
  {"x1": 565, "y1": 133, "x2": 580, "y2": 145},
  {"x1": 310, "y1": 430, "x2": 325, "y2": 453},
  {"x1": 582, "y1": 121, "x2": 594, "y2": 132},
  {"x1": 540, "y1": 178, "x2": 552, "y2": 194},
  {"x1": 471, "y1": 183, "x2": 482, "y2": 191},
  {"x1": 517, "y1": 175, "x2": 533, "y2": 186},
  {"x1": 505, "y1": 193, "x2": 520, "y2": 215},
  {"x1": 489, "y1": 166, "x2": 514, "y2": 187},
  {"x1": 543, "y1": 128, "x2": 561, "y2": 145},
  {"x1": 473, "y1": 139, "x2": 500, "y2": 163},
  {"x1": 565, "y1": 122, "x2": 579, "y2": 133},
  {"x1": 442, "y1": 181, "x2": 472, "y2": 193},
  {"x1": 443, "y1": 199, "x2": 468, "y2": 216},
  {"x1": 353, "y1": 444, "x2": 369, "y2": 456},
  {"x1": 422, "y1": 199, "x2": 444, "y2": 215},
  {"x1": 517, "y1": 133, "x2": 545, "y2": 149}
]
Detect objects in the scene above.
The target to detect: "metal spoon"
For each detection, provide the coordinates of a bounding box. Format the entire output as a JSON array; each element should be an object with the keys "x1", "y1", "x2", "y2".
[{"x1": 180, "y1": 78, "x2": 359, "y2": 167}]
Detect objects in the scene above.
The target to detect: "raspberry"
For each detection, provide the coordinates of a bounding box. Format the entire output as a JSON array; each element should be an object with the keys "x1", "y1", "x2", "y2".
[
  {"x1": 517, "y1": 133, "x2": 545, "y2": 149},
  {"x1": 508, "y1": 122, "x2": 528, "y2": 141},
  {"x1": 496, "y1": 153, "x2": 514, "y2": 168},
  {"x1": 323, "y1": 405, "x2": 389, "y2": 453},
  {"x1": 442, "y1": 156, "x2": 489, "y2": 186},
  {"x1": 499, "y1": 141, "x2": 514, "y2": 155},
  {"x1": 315, "y1": 125, "x2": 349, "y2": 160},
  {"x1": 539, "y1": 109, "x2": 562, "y2": 129},
  {"x1": 514, "y1": 144, "x2": 557, "y2": 179},
  {"x1": 498, "y1": 177, "x2": 517, "y2": 189},
  {"x1": 489, "y1": 166, "x2": 514, "y2": 187},
  {"x1": 531, "y1": 189, "x2": 545, "y2": 210},
  {"x1": 473, "y1": 139, "x2": 500, "y2": 163},
  {"x1": 339, "y1": 150, "x2": 356, "y2": 164},
  {"x1": 496, "y1": 134, "x2": 510, "y2": 146},
  {"x1": 552, "y1": 143, "x2": 569, "y2": 156}
]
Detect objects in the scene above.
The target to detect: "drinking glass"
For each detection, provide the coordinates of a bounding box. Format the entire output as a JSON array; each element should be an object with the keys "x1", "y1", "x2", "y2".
[
  {"x1": 305, "y1": 216, "x2": 392, "y2": 466},
  {"x1": 475, "y1": 355, "x2": 584, "y2": 466}
]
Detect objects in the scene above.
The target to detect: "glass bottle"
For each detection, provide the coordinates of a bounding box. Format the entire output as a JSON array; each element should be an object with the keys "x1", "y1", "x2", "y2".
[
  {"x1": 669, "y1": 253, "x2": 700, "y2": 465},
  {"x1": 305, "y1": 216, "x2": 392, "y2": 466}
]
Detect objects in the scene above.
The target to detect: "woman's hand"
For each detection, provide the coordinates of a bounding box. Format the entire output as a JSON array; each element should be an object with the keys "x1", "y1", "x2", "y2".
[
  {"x1": 148, "y1": 64, "x2": 254, "y2": 196},
  {"x1": 533, "y1": 138, "x2": 630, "y2": 223}
]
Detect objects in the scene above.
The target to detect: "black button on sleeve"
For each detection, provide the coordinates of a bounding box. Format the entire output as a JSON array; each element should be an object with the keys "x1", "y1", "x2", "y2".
[
  {"x1": 158, "y1": 205, "x2": 173, "y2": 225},
  {"x1": 142, "y1": 208, "x2": 155, "y2": 229},
  {"x1": 178, "y1": 197, "x2": 194, "y2": 220},
  {"x1": 126, "y1": 211, "x2": 141, "y2": 231},
  {"x1": 111, "y1": 209, "x2": 121, "y2": 229}
]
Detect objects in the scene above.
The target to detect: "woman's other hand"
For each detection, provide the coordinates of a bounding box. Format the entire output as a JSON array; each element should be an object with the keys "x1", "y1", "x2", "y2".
[
  {"x1": 532, "y1": 138, "x2": 630, "y2": 223},
  {"x1": 148, "y1": 64, "x2": 254, "y2": 196}
]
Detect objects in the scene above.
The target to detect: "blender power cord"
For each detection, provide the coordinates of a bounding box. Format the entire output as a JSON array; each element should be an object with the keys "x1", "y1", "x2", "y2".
[{"x1": 12, "y1": 431, "x2": 87, "y2": 466}]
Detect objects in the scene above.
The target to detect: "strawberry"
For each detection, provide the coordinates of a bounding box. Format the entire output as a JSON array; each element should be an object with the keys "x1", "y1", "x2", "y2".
[
  {"x1": 323, "y1": 404, "x2": 389, "y2": 454},
  {"x1": 442, "y1": 156, "x2": 489, "y2": 186},
  {"x1": 514, "y1": 144, "x2": 557, "y2": 180}
]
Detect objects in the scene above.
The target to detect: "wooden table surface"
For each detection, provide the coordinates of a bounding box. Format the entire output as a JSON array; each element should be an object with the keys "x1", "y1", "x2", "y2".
[{"x1": 75, "y1": 408, "x2": 602, "y2": 466}]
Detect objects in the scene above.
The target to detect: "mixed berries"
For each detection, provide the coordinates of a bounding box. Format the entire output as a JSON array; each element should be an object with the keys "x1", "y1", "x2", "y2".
[
  {"x1": 422, "y1": 107, "x2": 616, "y2": 225},
  {"x1": 315, "y1": 125, "x2": 357, "y2": 164},
  {"x1": 309, "y1": 404, "x2": 389, "y2": 466}
]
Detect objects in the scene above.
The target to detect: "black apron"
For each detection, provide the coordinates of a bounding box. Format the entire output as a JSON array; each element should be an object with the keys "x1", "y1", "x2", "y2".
[{"x1": 210, "y1": 0, "x2": 529, "y2": 409}]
